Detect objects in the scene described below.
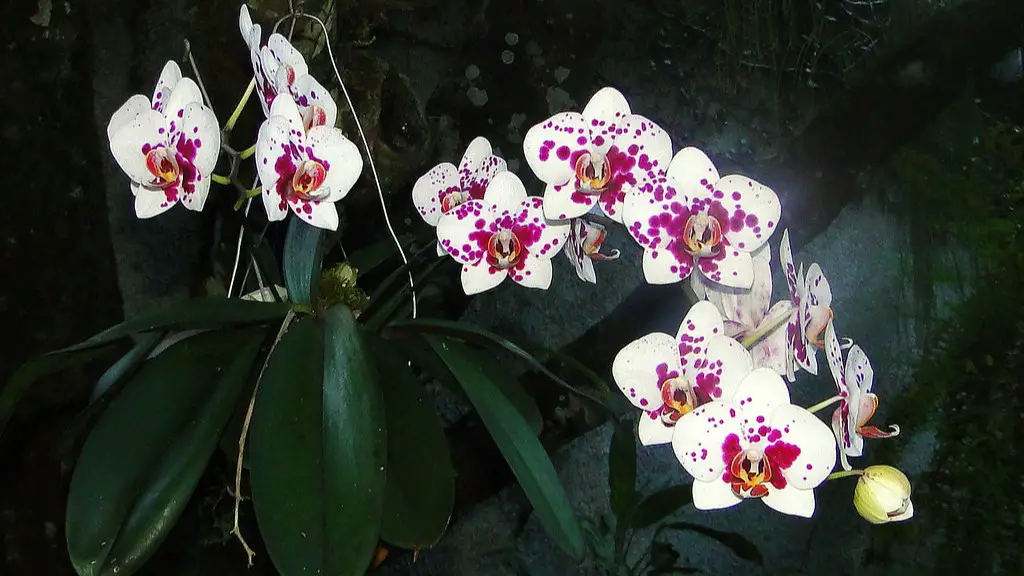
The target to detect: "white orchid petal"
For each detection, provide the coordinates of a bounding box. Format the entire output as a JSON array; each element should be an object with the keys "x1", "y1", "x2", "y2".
[
  {"x1": 523, "y1": 111, "x2": 587, "y2": 185},
  {"x1": 667, "y1": 147, "x2": 719, "y2": 201},
  {"x1": 109, "y1": 108, "x2": 165, "y2": 185},
  {"x1": 611, "y1": 332, "x2": 677, "y2": 412},
  {"x1": 460, "y1": 260, "x2": 507, "y2": 295},
  {"x1": 484, "y1": 171, "x2": 528, "y2": 213},
  {"x1": 716, "y1": 174, "x2": 781, "y2": 252},
  {"x1": 769, "y1": 404, "x2": 837, "y2": 489},
  {"x1": 638, "y1": 413, "x2": 676, "y2": 446},
  {"x1": 306, "y1": 126, "x2": 362, "y2": 202},
  {"x1": 692, "y1": 479, "x2": 743, "y2": 511},
  {"x1": 672, "y1": 402, "x2": 739, "y2": 481},
  {"x1": 412, "y1": 163, "x2": 459, "y2": 226},
  {"x1": 642, "y1": 247, "x2": 692, "y2": 285},
  {"x1": 509, "y1": 256, "x2": 552, "y2": 290},
  {"x1": 437, "y1": 200, "x2": 489, "y2": 265},
  {"x1": 762, "y1": 486, "x2": 816, "y2": 518},
  {"x1": 134, "y1": 185, "x2": 176, "y2": 219},
  {"x1": 697, "y1": 248, "x2": 754, "y2": 289}
]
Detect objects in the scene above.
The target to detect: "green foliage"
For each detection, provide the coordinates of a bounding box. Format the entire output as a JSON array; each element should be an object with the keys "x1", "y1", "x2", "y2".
[{"x1": 318, "y1": 262, "x2": 371, "y2": 313}]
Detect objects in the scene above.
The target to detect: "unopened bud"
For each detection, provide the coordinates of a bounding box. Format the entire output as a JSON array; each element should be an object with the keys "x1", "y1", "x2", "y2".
[{"x1": 853, "y1": 465, "x2": 914, "y2": 524}]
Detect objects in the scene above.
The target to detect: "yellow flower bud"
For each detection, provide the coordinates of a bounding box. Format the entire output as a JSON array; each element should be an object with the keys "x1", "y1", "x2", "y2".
[{"x1": 853, "y1": 465, "x2": 914, "y2": 524}]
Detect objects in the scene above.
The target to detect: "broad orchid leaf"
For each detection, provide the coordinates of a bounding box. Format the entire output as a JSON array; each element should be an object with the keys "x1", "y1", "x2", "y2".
[
  {"x1": 90, "y1": 332, "x2": 164, "y2": 402},
  {"x1": 359, "y1": 257, "x2": 447, "y2": 331},
  {"x1": 424, "y1": 335, "x2": 585, "y2": 559},
  {"x1": 65, "y1": 328, "x2": 264, "y2": 576},
  {"x1": 250, "y1": 306, "x2": 386, "y2": 576},
  {"x1": 658, "y1": 522, "x2": 763, "y2": 565},
  {"x1": 346, "y1": 237, "x2": 399, "y2": 277},
  {"x1": 628, "y1": 484, "x2": 694, "y2": 530},
  {"x1": 385, "y1": 319, "x2": 616, "y2": 411},
  {"x1": 366, "y1": 333, "x2": 455, "y2": 548},
  {"x1": 608, "y1": 418, "x2": 637, "y2": 519},
  {"x1": 0, "y1": 297, "x2": 290, "y2": 436},
  {"x1": 283, "y1": 217, "x2": 325, "y2": 306}
]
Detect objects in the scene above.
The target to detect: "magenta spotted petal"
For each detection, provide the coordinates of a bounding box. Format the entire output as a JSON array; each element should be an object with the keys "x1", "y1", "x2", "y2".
[
  {"x1": 779, "y1": 229, "x2": 834, "y2": 379},
  {"x1": 413, "y1": 137, "x2": 508, "y2": 229},
  {"x1": 436, "y1": 173, "x2": 569, "y2": 295},
  {"x1": 255, "y1": 95, "x2": 362, "y2": 231},
  {"x1": 523, "y1": 87, "x2": 672, "y2": 222},
  {"x1": 107, "y1": 70, "x2": 221, "y2": 219}
]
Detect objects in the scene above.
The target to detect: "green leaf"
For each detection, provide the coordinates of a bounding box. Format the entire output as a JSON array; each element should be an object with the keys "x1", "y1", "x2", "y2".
[
  {"x1": 385, "y1": 318, "x2": 616, "y2": 412},
  {"x1": 90, "y1": 332, "x2": 164, "y2": 402},
  {"x1": 359, "y1": 257, "x2": 447, "y2": 331},
  {"x1": 346, "y1": 237, "x2": 398, "y2": 277},
  {"x1": 283, "y1": 217, "x2": 325, "y2": 306},
  {"x1": 66, "y1": 328, "x2": 264, "y2": 576},
  {"x1": 366, "y1": 333, "x2": 454, "y2": 548},
  {"x1": 424, "y1": 335, "x2": 585, "y2": 558},
  {"x1": 250, "y1": 306, "x2": 386, "y2": 576},
  {"x1": 0, "y1": 298, "x2": 289, "y2": 437},
  {"x1": 659, "y1": 522, "x2": 763, "y2": 565},
  {"x1": 628, "y1": 484, "x2": 694, "y2": 530},
  {"x1": 608, "y1": 418, "x2": 637, "y2": 519}
]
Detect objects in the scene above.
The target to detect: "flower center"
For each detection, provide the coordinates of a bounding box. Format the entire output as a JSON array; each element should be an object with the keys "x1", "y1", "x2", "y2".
[
  {"x1": 441, "y1": 190, "x2": 471, "y2": 213},
  {"x1": 728, "y1": 448, "x2": 774, "y2": 498},
  {"x1": 658, "y1": 377, "x2": 699, "y2": 424},
  {"x1": 291, "y1": 159, "x2": 328, "y2": 201},
  {"x1": 574, "y1": 151, "x2": 612, "y2": 193},
  {"x1": 144, "y1": 146, "x2": 180, "y2": 188},
  {"x1": 682, "y1": 212, "x2": 723, "y2": 257},
  {"x1": 486, "y1": 229, "x2": 523, "y2": 269},
  {"x1": 300, "y1": 104, "x2": 328, "y2": 132}
]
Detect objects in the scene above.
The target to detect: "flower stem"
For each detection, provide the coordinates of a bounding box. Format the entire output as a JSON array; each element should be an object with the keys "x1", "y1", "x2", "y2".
[
  {"x1": 826, "y1": 469, "x2": 864, "y2": 481},
  {"x1": 806, "y1": 394, "x2": 844, "y2": 414},
  {"x1": 233, "y1": 187, "x2": 262, "y2": 211},
  {"x1": 211, "y1": 173, "x2": 231, "y2": 186},
  {"x1": 239, "y1": 144, "x2": 257, "y2": 160},
  {"x1": 740, "y1": 305, "x2": 796, "y2": 349},
  {"x1": 224, "y1": 78, "x2": 256, "y2": 133}
]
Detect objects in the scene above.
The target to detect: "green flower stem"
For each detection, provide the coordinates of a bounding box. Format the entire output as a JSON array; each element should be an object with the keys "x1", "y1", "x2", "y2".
[
  {"x1": 233, "y1": 187, "x2": 262, "y2": 211},
  {"x1": 239, "y1": 144, "x2": 257, "y2": 160},
  {"x1": 223, "y1": 78, "x2": 256, "y2": 133},
  {"x1": 740, "y1": 306, "x2": 796, "y2": 349},
  {"x1": 827, "y1": 469, "x2": 864, "y2": 481},
  {"x1": 211, "y1": 174, "x2": 231, "y2": 186},
  {"x1": 806, "y1": 394, "x2": 844, "y2": 414}
]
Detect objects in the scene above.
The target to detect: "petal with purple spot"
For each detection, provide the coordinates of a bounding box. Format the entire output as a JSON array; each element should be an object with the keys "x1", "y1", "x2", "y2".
[
  {"x1": 255, "y1": 115, "x2": 293, "y2": 202},
  {"x1": 622, "y1": 180, "x2": 686, "y2": 251},
  {"x1": 109, "y1": 108, "x2": 166, "y2": 185},
  {"x1": 463, "y1": 154, "x2": 507, "y2": 201},
  {"x1": 107, "y1": 95, "x2": 152, "y2": 144},
  {"x1": 697, "y1": 247, "x2": 753, "y2": 289},
  {"x1": 611, "y1": 332, "x2": 677, "y2": 412},
  {"x1": 642, "y1": 248, "x2": 692, "y2": 284},
  {"x1": 672, "y1": 402, "x2": 739, "y2": 481},
  {"x1": 152, "y1": 61, "x2": 182, "y2": 114},
  {"x1": 667, "y1": 147, "x2": 719, "y2": 202},
  {"x1": 716, "y1": 174, "x2": 780, "y2": 252},
  {"x1": 177, "y1": 102, "x2": 220, "y2": 177},
  {"x1": 509, "y1": 256, "x2": 552, "y2": 290},
  {"x1": 514, "y1": 197, "x2": 569, "y2": 260},
  {"x1": 412, "y1": 162, "x2": 459, "y2": 226},
  {"x1": 613, "y1": 114, "x2": 673, "y2": 183},
  {"x1": 699, "y1": 337, "x2": 754, "y2": 402},
  {"x1": 460, "y1": 259, "x2": 507, "y2": 295},
  {"x1": 731, "y1": 368, "x2": 791, "y2": 416},
  {"x1": 307, "y1": 125, "x2": 362, "y2": 202},
  {"x1": 767, "y1": 404, "x2": 837, "y2": 489},
  {"x1": 484, "y1": 172, "x2": 528, "y2": 214},
  {"x1": 638, "y1": 413, "x2": 675, "y2": 446},
  {"x1": 542, "y1": 180, "x2": 597, "y2": 220},
  {"x1": 295, "y1": 199, "x2": 339, "y2": 231},
  {"x1": 458, "y1": 136, "x2": 494, "y2": 175},
  {"x1": 437, "y1": 200, "x2": 490, "y2": 265},
  {"x1": 581, "y1": 87, "x2": 631, "y2": 154},
  {"x1": 523, "y1": 112, "x2": 588, "y2": 185},
  {"x1": 292, "y1": 73, "x2": 338, "y2": 128},
  {"x1": 134, "y1": 184, "x2": 177, "y2": 219},
  {"x1": 164, "y1": 78, "x2": 204, "y2": 130}
]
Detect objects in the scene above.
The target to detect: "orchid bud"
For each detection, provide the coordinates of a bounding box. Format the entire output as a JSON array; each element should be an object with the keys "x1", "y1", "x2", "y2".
[{"x1": 853, "y1": 465, "x2": 914, "y2": 524}]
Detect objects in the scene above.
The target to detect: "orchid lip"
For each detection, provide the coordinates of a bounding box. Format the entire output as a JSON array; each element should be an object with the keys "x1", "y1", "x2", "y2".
[
  {"x1": 728, "y1": 448, "x2": 773, "y2": 499},
  {"x1": 486, "y1": 228, "x2": 523, "y2": 269},
  {"x1": 806, "y1": 307, "x2": 835, "y2": 347},
  {"x1": 574, "y1": 150, "x2": 611, "y2": 193},
  {"x1": 441, "y1": 190, "x2": 470, "y2": 213},
  {"x1": 301, "y1": 104, "x2": 328, "y2": 131},
  {"x1": 659, "y1": 377, "x2": 699, "y2": 424},
  {"x1": 682, "y1": 212, "x2": 724, "y2": 257},
  {"x1": 291, "y1": 159, "x2": 329, "y2": 201},
  {"x1": 145, "y1": 146, "x2": 180, "y2": 188}
]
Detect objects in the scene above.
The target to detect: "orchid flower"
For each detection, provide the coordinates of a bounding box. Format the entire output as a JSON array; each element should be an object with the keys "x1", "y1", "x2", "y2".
[
  {"x1": 611, "y1": 301, "x2": 753, "y2": 446},
  {"x1": 522, "y1": 87, "x2": 672, "y2": 222},
  {"x1": 672, "y1": 368, "x2": 837, "y2": 518},
  {"x1": 255, "y1": 95, "x2": 362, "y2": 230},
  {"x1": 622, "y1": 147, "x2": 781, "y2": 289},
  {"x1": 239, "y1": 5, "x2": 337, "y2": 131},
  {"x1": 564, "y1": 219, "x2": 621, "y2": 284},
  {"x1": 107, "y1": 61, "x2": 220, "y2": 218},
  {"x1": 692, "y1": 245, "x2": 795, "y2": 375},
  {"x1": 823, "y1": 322, "x2": 900, "y2": 471},
  {"x1": 436, "y1": 172, "x2": 570, "y2": 295},
  {"x1": 779, "y1": 229, "x2": 834, "y2": 379},
  {"x1": 412, "y1": 137, "x2": 507, "y2": 256}
]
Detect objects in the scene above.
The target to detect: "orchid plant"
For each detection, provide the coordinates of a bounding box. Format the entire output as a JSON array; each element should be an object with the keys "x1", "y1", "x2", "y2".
[{"x1": 1, "y1": 4, "x2": 914, "y2": 576}]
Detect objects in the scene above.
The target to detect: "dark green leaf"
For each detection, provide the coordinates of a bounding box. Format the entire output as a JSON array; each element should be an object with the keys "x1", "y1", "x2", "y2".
[
  {"x1": 283, "y1": 217, "x2": 325, "y2": 306},
  {"x1": 366, "y1": 333, "x2": 454, "y2": 548},
  {"x1": 250, "y1": 306, "x2": 386, "y2": 576},
  {"x1": 89, "y1": 332, "x2": 164, "y2": 402},
  {"x1": 66, "y1": 328, "x2": 264, "y2": 576},
  {"x1": 359, "y1": 257, "x2": 447, "y2": 331},
  {"x1": 424, "y1": 335, "x2": 584, "y2": 558},
  {"x1": 385, "y1": 319, "x2": 615, "y2": 412},
  {"x1": 659, "y1": 522, "x2": 763, "y2": 565},
  {"x1": 0, "y1": 298, "x2": 289, "y2": 437},
  {"x1": 608, "y1": 418, "x2": 637, "y2": 519},
  {"x1": 346, "y1": 237, "x2": 398, "y2": 277},
  {"x1": 629, "y1": 484, "x2": 693, "y2": 530}
]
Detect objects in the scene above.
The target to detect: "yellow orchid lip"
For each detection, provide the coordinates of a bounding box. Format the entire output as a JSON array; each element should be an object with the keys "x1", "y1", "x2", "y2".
[
  {"x1": 682, "y1": 212, "x2": 723, "y2": 257},
  {"x1": 486, "y1": 229, "x2": 523, "y2": 269},
  {"x1": 574, "y1": 151, "x2": 611, "y2": 193},
  {"x1": 291, "y1": 159, "x2": 328, "y2": 201},
  {"x1": 144, "y1": 145, "x2": 180, "y2": 188}
]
